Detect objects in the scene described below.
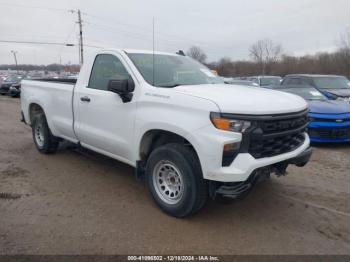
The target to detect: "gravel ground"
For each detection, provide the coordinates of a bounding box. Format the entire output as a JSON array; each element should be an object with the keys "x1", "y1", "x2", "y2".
[{"x1": 0, "y1": 96, "x2": 350, "y2": 255}]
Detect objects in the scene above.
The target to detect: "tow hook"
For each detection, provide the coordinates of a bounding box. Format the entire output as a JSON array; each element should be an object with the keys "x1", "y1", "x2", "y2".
[{"x1": 273, "y1": 162, "x2": 289, "y2": 177}]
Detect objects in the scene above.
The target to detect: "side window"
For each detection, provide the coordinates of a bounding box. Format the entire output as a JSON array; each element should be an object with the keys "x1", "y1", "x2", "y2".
[
  {"x1": 306, "y1": 78, "x2": 316, "y2": 87},
  {"x1": 282, "y1": 77, "x2": 289, "y2": 85},
  {"x1": 251, "y1": 78, "x2": 259, "y2": 84},
  {"x1": 289, "y1": 78, "x2": 302, "y2": 85},
  {"x1": 300, "y1": 78, "x2": 310, "y2": 85},
  {"x1": 88, "y1": 54, "x2": 129, "y2": 91},
  {"x1": 309, "y1": 79, "x2": 317, "y2": 87}
]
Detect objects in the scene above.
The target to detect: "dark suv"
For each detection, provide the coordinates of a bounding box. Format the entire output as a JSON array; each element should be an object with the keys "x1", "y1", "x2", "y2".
[
  {"x1": 0, "y1": 75, "x2": 22, "y2": 97},
  {"x1": 281, "y1": 74, "x2": 350, "y2": 100}
]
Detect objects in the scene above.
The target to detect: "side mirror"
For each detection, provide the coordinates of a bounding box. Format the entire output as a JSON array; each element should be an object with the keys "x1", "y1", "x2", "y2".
[{"x1": 108, "y1": 76, "x2": 135, "y2": 103}]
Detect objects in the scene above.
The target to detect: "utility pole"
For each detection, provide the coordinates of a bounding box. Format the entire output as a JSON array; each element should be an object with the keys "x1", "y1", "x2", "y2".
[
  {"x1": 11, "y1": 50, "x2": 18, "y2": 74},
  {"x1": 77, "y1": 9, "x2": 84, "y2": 65}
]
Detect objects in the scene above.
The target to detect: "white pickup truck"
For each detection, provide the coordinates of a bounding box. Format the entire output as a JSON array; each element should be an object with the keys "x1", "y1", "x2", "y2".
[{"x1": 21, "y1": 49, "x2": 312, "y2": 217}]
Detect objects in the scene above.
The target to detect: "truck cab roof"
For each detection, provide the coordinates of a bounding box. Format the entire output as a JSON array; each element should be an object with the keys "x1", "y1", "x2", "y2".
[{"x1": 96, "y1": 48, "x2": 179, "y2": 57}]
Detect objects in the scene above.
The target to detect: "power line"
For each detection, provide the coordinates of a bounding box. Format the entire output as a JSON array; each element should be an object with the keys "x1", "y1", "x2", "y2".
[
  {"x1": 58, "y1": 24, "x2": 78, "y2": 65},
  {"x1": 0, "y1": 5, "x2": 231, "y2": 61},
  {"x1": 0, "y1": 3, "x2": 218, "y2": 53},
  {"x1": 84, "y1": 21, "x2": 223, "y2": 55},
  {"x1": 83, "y1": 12, "x2": 215, "y2": 48},
  {"x1": 82, "y1": 12, "x2": 151, "y2": 32},
  {"x1": 0, "y1": 38, "x2": 102, "y2": 49},
  {"x1": 0, "y1": 40, "x2": 75, "y2": 46},
  {"x1": 0, "y1": 34, "x2": 76, "y2": 40}
]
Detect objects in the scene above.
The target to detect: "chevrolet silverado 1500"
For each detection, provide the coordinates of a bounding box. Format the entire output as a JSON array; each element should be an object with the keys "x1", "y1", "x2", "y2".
[{"x1": 21, "y1": 49, "x2": 312, "y2": 217}]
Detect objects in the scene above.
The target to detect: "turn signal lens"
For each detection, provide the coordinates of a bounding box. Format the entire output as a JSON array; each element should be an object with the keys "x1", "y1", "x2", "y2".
[
  {"x1": 210, "y1": 113, "x2": 251, "y2": 133},
  {"x1": 211, "y1": 118, "x2": 231, "y2": 131}
]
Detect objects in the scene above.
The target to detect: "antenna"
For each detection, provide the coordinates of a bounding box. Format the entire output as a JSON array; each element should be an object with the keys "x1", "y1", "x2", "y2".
[{"x1": 152, "y1": 17, "x2": 155, "y2": 86}]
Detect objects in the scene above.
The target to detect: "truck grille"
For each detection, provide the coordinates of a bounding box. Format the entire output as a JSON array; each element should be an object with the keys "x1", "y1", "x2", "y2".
[
  {"x1": 238, "y1": 109, "x2": 308, "y2": 159},
  {"x1": 249, "y1": 133, "x2": 305, "y2": 158},
  {"x1": 311, "y1": 118, "x2": 350, "y2": 123}
]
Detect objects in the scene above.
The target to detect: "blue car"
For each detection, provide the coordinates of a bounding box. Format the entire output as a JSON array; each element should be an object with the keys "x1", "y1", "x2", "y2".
[
  {"x1": 281, "y1": 74, "x2": 350, "y2": 101},
  {"x1": 274, "y1": 85, "x2": 350, "y2": 143}
]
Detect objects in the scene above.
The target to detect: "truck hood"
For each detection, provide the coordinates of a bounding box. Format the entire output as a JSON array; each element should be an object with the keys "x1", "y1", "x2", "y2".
[
  {"x1": 308, "y1": 100, "x2": 350, "y2": 114},
  {"x1": 175, "y1": 84, "x2": 308, "y2": 115}
]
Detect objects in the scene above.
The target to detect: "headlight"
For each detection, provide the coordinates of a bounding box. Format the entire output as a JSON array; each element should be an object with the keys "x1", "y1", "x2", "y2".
[{"x1": 210, "y1": 113, "x2": 251, "y2": 133}]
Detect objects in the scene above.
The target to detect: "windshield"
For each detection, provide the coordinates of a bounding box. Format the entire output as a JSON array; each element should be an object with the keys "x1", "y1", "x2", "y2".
[
  {"x1": 5, "y1": 76, "x2": 21, "y2": 83},
  {"x1": 280, "y1": 87, "x2": 327, "y2": 101},
  {"x1": 313, "y1": 76, "x2": 350, "y2": 89},
  {"x1": 127, "y1": 53, "x2": 224, "y2": 87},
  {"x1": 260, "y1": 77, "x2": 282, "y2": 86}
]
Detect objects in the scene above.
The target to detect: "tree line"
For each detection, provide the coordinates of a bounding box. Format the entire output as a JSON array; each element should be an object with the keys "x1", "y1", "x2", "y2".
[{"x1": 186, "y1": 29, "x2": 350, "y2": 78}]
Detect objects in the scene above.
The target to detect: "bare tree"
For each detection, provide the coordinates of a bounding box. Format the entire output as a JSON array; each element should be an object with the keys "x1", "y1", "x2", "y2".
[
  {"x1": 186, "y1": 46, "x2": 207, "y2": 64},
  {"x1": 249, "y1": 39, "x2": 283, "y2": 74},
  {"x1": 337, "y1": 29, "x2": 350, "y2": 74},
  {"x1": 340, "y1": 28, "x2": 350, "y2": 51}
]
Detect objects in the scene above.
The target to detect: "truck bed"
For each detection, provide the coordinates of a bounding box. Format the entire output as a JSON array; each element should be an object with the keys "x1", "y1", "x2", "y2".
[{"x1": 21, "y1": 79, "x2": 77, "y2": 142}]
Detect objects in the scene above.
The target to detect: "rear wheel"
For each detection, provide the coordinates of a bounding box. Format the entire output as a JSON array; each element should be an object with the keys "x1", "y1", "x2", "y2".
[
  {"x1": 146, "y1": 143, "x2": 207, "y2": 218},
  {"x1": 32, "y1": 113, "x2": 59, "y2": 154}
]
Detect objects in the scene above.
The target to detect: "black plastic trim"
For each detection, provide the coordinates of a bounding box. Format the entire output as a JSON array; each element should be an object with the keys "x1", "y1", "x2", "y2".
[
  {"x1": 287, "y1": 147, "x2": 313, "y2": 167},
  {"x1": 28, "y1": 78, "x2": 77, "y2": 84},
  {"x1": 261, "y1": 123, "x2": 309, "y2": 139},
  {"x1": 219, "y1": 108, "x2": 309, "y2": 121}
]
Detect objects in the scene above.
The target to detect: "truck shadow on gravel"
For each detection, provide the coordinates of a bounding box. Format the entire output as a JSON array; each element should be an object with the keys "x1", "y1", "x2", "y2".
[
  {"x1": 54, "y1": 141, "x2": 280, "y2": 213},
  {"x1": 56, "y1": 141, "x2": 292, "y2": 216}
]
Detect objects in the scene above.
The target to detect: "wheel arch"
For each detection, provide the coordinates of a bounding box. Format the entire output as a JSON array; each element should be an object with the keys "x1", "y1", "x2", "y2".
[
  {"x1": 138, "y1": 129, "x2": 201, "y2": 164},
  {"x1": 28, "y1": 103, "x2": 46, "y2": 124}
]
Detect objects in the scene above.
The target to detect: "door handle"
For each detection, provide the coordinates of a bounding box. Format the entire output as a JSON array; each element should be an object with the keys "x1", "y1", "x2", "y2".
[{"x1": 80, "y1": 96, "x2": 91, "y2": 102}]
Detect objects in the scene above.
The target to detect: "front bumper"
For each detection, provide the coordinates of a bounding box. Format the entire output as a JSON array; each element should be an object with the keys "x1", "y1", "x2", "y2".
[
  {"x1": 205, "y1": 134, "x2": 310, "y2": 182},
  {"x1": 310, "y1": 136, "x2": 350, "y2": 143},
  {"x1": 191, "y1": 109, "x2": 310, "y2": 183},
  {"x1": 210, "y1": 147, "x2": 313, "y2": 199},
  {"x1": 9, "y1": 88, "x2": 20, "y2": 97},
  {"x1": 287, "y1": 146, "x2": 313, "y2": 166},
  {"x1": 308, "y1": 119, "x2": 350, "y2": 143},
  {"x1": 0, "y1": 88, "x2": 9, "y2": 94}
]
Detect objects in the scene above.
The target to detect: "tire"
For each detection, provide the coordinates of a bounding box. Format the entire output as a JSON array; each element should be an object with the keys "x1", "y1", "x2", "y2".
[
  {"x1": 146, "y1": 143, "x2": 208, "y2": 218},
  {"x1": 31, "y1": 113, "x2": 59, "y2": 154}
]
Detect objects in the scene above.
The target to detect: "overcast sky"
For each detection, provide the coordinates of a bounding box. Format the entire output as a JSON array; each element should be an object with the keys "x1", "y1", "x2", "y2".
[{"x1": 0, "y1": 0, "x2": 349, "y2": 65}]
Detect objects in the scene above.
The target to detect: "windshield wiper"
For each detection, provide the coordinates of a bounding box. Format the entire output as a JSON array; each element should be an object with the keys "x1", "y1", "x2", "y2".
[
  {"x1": 158, "y1": 84, "x2": 181, "y2": 88},
  {"x1": 308, "y1": 98, "x2": 326, "y2": 101}
]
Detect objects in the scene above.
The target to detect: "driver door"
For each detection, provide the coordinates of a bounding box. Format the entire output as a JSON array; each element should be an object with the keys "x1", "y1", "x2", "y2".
[{"x1": 74, "y1": 53, "x2": 137, "y2": 163}]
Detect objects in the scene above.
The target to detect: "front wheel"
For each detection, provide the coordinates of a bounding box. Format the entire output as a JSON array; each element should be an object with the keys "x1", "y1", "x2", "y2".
[
  {"x1": 31, "y1": 113, "x2": 59, "y2": 154},
  {"x1": 146, "y1": 143, "x2": 207, "y2": 218}
]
